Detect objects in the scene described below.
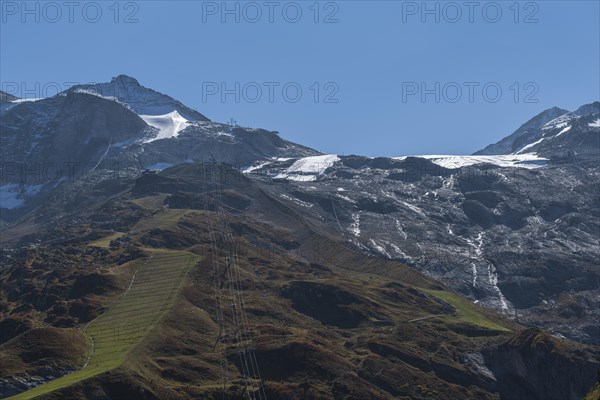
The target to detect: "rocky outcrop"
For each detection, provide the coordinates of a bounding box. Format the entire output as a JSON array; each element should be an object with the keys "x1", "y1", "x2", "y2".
[{"x1": 483, "y1": 329, "x2": 600, "y2": 400}]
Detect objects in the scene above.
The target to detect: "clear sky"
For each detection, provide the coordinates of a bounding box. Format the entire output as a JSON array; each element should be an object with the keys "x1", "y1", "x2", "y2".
[{"x1": 1, "y1": 1, "x2": 599, "y2": 156}]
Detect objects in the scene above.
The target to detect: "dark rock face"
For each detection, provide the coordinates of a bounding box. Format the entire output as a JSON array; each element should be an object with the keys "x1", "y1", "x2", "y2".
[
  {"x1": 0, "y1": 317, "x2": 33, "y2": 345},
  {"x1": 0, "y1": 92, "x2": 151, "y2": 171},
  {"x1": 483, "y1": 329, "x2": 600, "y2": 400},
  {"x1": 462, "y1": 200, "x2": 495, "y2": 228}
]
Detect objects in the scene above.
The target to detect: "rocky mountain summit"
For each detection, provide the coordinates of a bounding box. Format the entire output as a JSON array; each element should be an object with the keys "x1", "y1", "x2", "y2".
[
  {"x1": 475, "y1": 102, "x2": 600, "y2": 159},
  {"x1": 69, "y1": 74, "x2": 210, "y2": 122}
]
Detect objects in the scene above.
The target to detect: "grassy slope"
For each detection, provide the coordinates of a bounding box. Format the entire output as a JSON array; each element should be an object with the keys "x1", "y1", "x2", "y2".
[
  {"x1": 5, "y1": 189, "x2": 514, "y2": 399},
  {"x1": 0, "y1": 328, "x2": 89, "y2": 379},
  {"x1": 421, "y1": 289, "x2": 510, "y2": 331},
  {"x1": 584, "y1": 383, "x2": 600, "y2": 400},
  {"x1": 87, "y1": 232, "x2": 125, "y2": 248},
  {"x1": 130, "y1": 194, "x2": 168, "y2": 210},
  {"x1": 7, "y1": 250, "x2": 198, "y2": 400}
]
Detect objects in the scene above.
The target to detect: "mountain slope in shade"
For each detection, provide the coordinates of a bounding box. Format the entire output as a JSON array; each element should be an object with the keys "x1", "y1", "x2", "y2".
[
  {"x1": 0, "y1": 90, "x2": 20, "y2": 103},
  {"x1": 0, "y1": 91, "x2": 43, "y2": 115},
  {"x1": 0, "y1": 91, "x2": 151, "y2": 169}
]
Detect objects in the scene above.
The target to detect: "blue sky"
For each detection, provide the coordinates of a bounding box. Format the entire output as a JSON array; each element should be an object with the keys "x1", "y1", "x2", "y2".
[{"x1": 1, "y1": 1, "x2": 599, "y2": 156}]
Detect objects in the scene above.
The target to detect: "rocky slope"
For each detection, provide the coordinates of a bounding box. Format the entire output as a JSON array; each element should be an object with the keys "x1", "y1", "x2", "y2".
[
  {"x1": 244, "y1": 138, "x2": 600, "y2": 345},
  {"x1": 1, "y1": 163, "x2": 598, "y2": 399}
]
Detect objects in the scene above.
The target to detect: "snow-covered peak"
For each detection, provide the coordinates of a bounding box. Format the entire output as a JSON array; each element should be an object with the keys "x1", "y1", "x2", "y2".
[
  {"x1": 542, "y1": 101, "x2": 599, "y2": 131},
  {"x1": 69, "y1": 76, "x2": 209, "y2": 122}
]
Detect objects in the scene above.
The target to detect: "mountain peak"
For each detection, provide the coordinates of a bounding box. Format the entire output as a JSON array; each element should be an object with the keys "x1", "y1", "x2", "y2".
[
  {"x1": 70, "y1": 76, "x2": 210, "y2": 122},
  {"x1": 545, "y1": 106, "x2": 569, "y2": 115},
  {"x1": 110, "y1": 74, "x2": 141, "y2": 86},
  {"x1": 475, "y1": 101, "x2": 599, "y2": 159},
  {"x1": 473, "y1": 106, "x2": 568, "y2": 155},
  {"x1": 571, "y1": 101, "x2": 600, "y2": 117}
]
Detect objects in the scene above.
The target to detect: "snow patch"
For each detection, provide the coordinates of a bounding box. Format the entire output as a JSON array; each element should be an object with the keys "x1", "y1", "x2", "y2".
[
  {"x1": 487, "y1": 263, "x2": 508, "y2": 311},
  {"x1": 0, "y1": 184, "x2": 24, "y2": 209},
  {"x1": 0, "y1": 184, "x2": 44, "y2": 209},
  {"x1": 369, "y1": 239, "x2": 391, "y2": 259},
  {"x1": 515, "y1": 138, "x2": 546, "y2": 154},
  {"x1": 280, "y1": 194, "x2": 313, "y2": 208},
  {"x1": 282, "y1": 175, "x2": 318, "y2": 182},
  {"x1": 275, "y1": 154, "x2": 339, "y2": 181},
  {"x1": 349, "y1": 213, "x2": 361, "y2": 237},
  {"x1": 542, "y1": 113, "x2": 572, "y2": 130},
  {"x1": 442, "y1": 175, "x2": 455, "y2": 190},
  {"x1": 395, "y1": 154, "x2": 547, "y2": 169},
  {"x1": 111, "y1": 139, "x2": 136, "y2": 148},
  {"x1": 395, "y1": 219, "x2": 408, "y2": 240},
  {"x1": 466, "y1": 232, "x2": 508, "y2": 310},
  {"x1": 243, "y1": 160, "x2": 273, "y2": 174},
  {"x1": 287, "y1": 154, "x2": 339, "y2": 174},
  {"x1": 73, "y1": 88, "x2": 122, "y2": 104},
  {"x1": 145, "y1": 162, "x2": 174, "y2": 171},
  {"x1": 23, "y1": 184, "x2": 43, "y2": 197},
  {"x1": 12, "y1": 97, "x2": 43, "y2": 103},
  {"x1": 1, "y1": 97, "x2": 44, "y2": 115},
  {"x1": 336, "y1": 194, "x2": 354, "y2": 203},
  {"x1": 589, "y1": 118, "x2": 600, "y2": 128},
  {"x1": 553, "y1": 125, "x2": 572, "y2": 137},
  {"x1": 399, "y1": 200, "x2": 426, "y2": 217},
  {"x1": 387, "y1": 242, "x2": 411, "y2": 260},
  {"x1": 471, "y1": 263, "x2": 478, "y2": 287},
  {"x1": 141, "y1": 111, "x2": 190, "y2": 142}
]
